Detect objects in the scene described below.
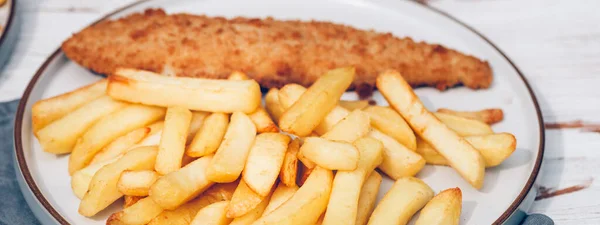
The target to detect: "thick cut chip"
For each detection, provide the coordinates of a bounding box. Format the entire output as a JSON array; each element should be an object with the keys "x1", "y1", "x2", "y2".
[
  {"x1": 299, "y1": 137, "x2": 359, "y2": 171},
  {"x1": 147, "y1": 183, "x2": 236, "y2": 225},
  {"x1": 190, "y1": 201, "x2": 232, "y2": 225},
  {"x1": 150, "y1": 155, "x2": 215, "y2": 210},
  {"x1": 253, "y1": 167, "x2": 333, "y2": 225},
  {"x1": 69, "y1": 105, "x2": 165, "y2": 174},
  {"x1": 368, "y1": 129, "x2": 425, "y2": 179},
  {"x1": 279, "y1": 67, "x2": 355, "y2": 136},
  {"x1": 278, "y1": 83, "x2": 350, "y2": 135},
  {"x1": 377, "y1": 71, "x2": 485, "y2": 189},
  {"x1": 415, "y1": 188, "x2": 462, "y2": 225},
  {"x1": 117, "y1": 170, "x2": 160, "y2": 196},
  {"x1": 434, "y1": 112, "x2": 493, "y2": 136},
  {"x1": 79, "y1": 146, "x2": 158, "y2": 217},
  {"x1": 226, "y1": 180, "x2": 265, "y2": 218},
  {"x1": 206, "y1": 112, "x2": 257, "y2": 183},
  {"x1": 280, "y1": 138, "x2": 300, "y2": 187},
  {"x1": 321, "y1": 109, "x2": 371, "y2": 143},
  {"x1": 108, "y1": 68, "x2": 261, "y2": 113},
  {"x1": 367, "y1": 177, "x2": 434, "y2": 225},
  {"x1": 243, "y1": 133, "x2": 290, "y2": 196},
  {"x1": 32, "y1": 79, "x2": 107, "y2": 133},
  {"x1": 187, "y1": 113, "x2": 229, "y2": 157},
  {"x1": 265, "y1": 88, "x2": 284, "y2": 124},
  {"x1": 36, "y1": 96, "x2": 128, "y2": 154},
  {"x1": 107, "y1": 197, "x2": 163, "y2": 225},
  {"x1": 322, "y1": 137, "x2": 383, "y2": 225},
  {"x1": 363, "y1": 105, "x2": 416, "y2": 150},
  {"x1": 263, "y1": 182, "x2": 299, "y2": 216},
  {"x1": 437, "y1": 108, "x2": 503, "y2": 124},
  {"x1": 355, "y1": 172, "x2": 382, "y2": 225},
  {"x1": 156, "y1": 106, "x2": 192, "y2": 174}
]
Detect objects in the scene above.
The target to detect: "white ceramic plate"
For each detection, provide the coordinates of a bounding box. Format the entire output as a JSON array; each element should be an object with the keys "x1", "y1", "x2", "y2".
[{"x1": 13, "y1": 0, "x2": 544, "y2": 224}]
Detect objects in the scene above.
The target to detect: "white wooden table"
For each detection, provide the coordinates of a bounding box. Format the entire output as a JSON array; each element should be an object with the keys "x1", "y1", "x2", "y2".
[{"x1": 2, "y1": 0, "x2": 598, "y2": 224}]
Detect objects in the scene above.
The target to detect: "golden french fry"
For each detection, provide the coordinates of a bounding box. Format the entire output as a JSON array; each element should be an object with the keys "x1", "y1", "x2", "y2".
[
  {"x1": 377, "y1": 71, "x2": 485, "y2": 189},
  {"x1": 279, "y1": 67, "x2": 355, "y2": 136},
  {"x1": 187, "y1": 112, "x2": 210, "y2": 143},
  {"x1": 322, "y1": 137, "x2": 383, "y2": 225},
  {"x1": 148, "y1": 183, "x2": 237, "y2": 225},
  {"x1": 69, "y1": 105, "x2": 165, "y2": 175},
  {"x1": 243, "y1": 133, "x2": 290, "y2": 196},
  {"x1": 435, "y1": 112, "x2": 493, "y2": 136},
  {"x1": 71, "y1": 157, "x2": 120, "y2": 199},
  {"x1": 156, "y1": 107, "x2": 192, "y2": 174},
  {"x1": 463, "y1": 133, "x2": 516, "y2": 167},
  {"x1": 415, "y1": 137, "x2": 448, "y2": 166},
  {"x1": 230, "y1": 190, "x2": 271, "y2": 225},
  {"x1": 107, "y1": 197, "x2": 163, "y2": 225},
  {"x1": 280, "y1": 139, "x2": 300, "y2": 187},
  {"x1": 339, "y1": 100, "x2": 370, "y2": 111},
  {"x1": 437, "y1": 108, "x2": 504, "y2": 125},
  {"x1": 90, "y1": 126, "x2": 151, "y2": 165},
  {"x1": 32, "y1": 79, "x2": 107, "y2": 133},
  {"x1": 314, "y1": 106, "x2": 351, "y2": 135},
  {"x1": 226, "y1": 180, "x2": 265, "y2": 218},
  {"x1": 363, "y1": 106, "x2": 416, "y2": 150},
  {"x1": 417, "y1": 133, "x2": 516, "y2": 167},
  {"x1": 299, "y1": 137, "x2": 359, "y2": 171},
  {"x1": 368, "y1": 129, "x2": 425, "y2": 179},
  {"x1": 265, "y1": 88, "x2": 285, "y2": 124},
  {"x1": 190, "y1": 201, "x2": 232, "y2": 225},
  {"x1": 117, "y1": 170, "x2": 160, "y2": 196},
  {"x1": 36, "y1": 96, "x2": 128, "y2": 154},
  {"x1": 150, "y1": 155, "x2": 215, "y2": 210},
  {"x1": 367, "y1": 177, "x2": 434, "y2": 225},
  {"x1": 79, "y1": 146, "x2": 158, "y2": 217},
  {"x1": 278, "y1": 84, "x2": 308, "y2": 109},
  {"x1": 296, "y1": 147, "x2": 316, "y2": 170},
  {"x1": 228, "y1": 71, "x2": 250, "y2": 81},
  {"x1": 415, "y1": 188, "x2": 462, "y2": 225},
  {"x1": 277, "y1": 84, "x2": 350, "y2": 135},
  {"x1": 253, "y1": 167, "x2": 333, "y2": 225},
  {"x1": 124, "y1": 196, "x2": 143, "y2": 208},
  {"x1": 228, "y1": 71, "x2": 279, "y2": 133},
  {"x1": 187, "y1": 113, "x2": 229, "y2": 157},
  {"x1": 249, "y1": 107, "x2": 279, "y2": 133},
  {"x1": 108, "y1": 68, "x2": 261, "y2": 113},
  {"x1": 355, "y1": 171, "x2": 382, "y2": 225},
  {"x1": 321, "y1": 109, "x2": 371, "y2": 143},
  {"x1": 115, "y1": 122, "x2": 165, "y2": 157},
  {"x1": 207, "y1": 112, "x2": 256, "y2": 183},
  {"x1": 263, "y1": 182, "x2": 299, "y2": 216}
]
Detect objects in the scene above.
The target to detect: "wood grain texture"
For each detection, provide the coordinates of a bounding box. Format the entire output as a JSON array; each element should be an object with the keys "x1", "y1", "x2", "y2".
[{"x1": 1, "y1": 0, "x2": 597, "y2": 224}]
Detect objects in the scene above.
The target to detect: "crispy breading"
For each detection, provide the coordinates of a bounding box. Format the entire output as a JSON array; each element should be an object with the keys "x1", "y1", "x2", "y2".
[{"x1": 62, "y1": 8, "x2": 492, "y2": 92}]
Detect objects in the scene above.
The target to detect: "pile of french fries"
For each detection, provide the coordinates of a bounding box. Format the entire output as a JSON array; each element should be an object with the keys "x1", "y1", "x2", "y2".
[{"x1": 32, "y1": 66, "x2": 516, "y2": 225}]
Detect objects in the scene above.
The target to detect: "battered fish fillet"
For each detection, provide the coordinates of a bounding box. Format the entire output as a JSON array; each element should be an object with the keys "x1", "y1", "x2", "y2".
[{"x1": 62, "y1": 8, "x2": 492, "y2": 94}]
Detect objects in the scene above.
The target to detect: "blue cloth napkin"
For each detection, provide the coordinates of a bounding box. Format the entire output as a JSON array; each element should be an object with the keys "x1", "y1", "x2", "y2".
[
  {"x1": 0, "y1": 99, "x2": 553, "y2": 225},
  {"x1": 0, "y1": 99, "x2": 39, "y2": 225}
]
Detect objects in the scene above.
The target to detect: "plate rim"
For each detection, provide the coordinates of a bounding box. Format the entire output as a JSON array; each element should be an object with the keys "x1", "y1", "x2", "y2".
[{"x1": 13, "y1": 1, "x2": 545, "y2": 224}]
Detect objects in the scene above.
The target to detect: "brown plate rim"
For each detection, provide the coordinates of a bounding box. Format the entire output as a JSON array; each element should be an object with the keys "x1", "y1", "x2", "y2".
[{"x1": 13, "y1": 1, "x2": 545, "y2": 224}]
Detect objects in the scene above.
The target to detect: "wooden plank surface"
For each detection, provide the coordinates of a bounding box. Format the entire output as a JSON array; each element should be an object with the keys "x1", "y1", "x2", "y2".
[{"x1": 2, "y1": 0, "x2": 598, "y2": 224}]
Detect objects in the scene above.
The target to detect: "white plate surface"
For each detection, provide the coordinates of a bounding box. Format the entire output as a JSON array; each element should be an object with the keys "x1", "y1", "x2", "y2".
[{"x1": 15, "y1": 0, "x2": 544, "y2": 224}]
